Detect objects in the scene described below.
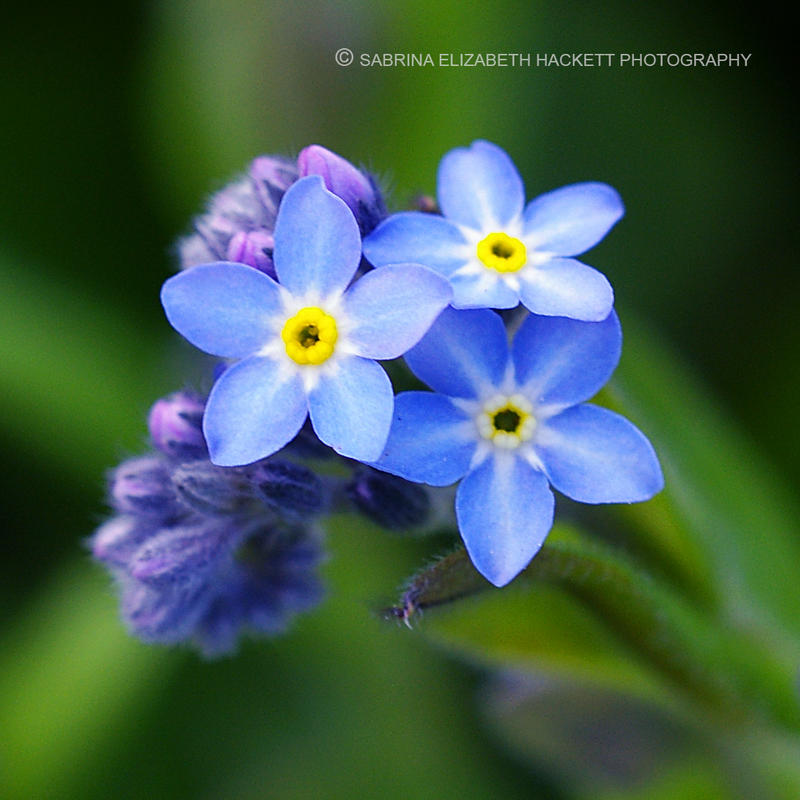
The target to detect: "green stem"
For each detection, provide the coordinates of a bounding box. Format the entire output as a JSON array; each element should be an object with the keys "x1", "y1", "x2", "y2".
[{"x1": 394, "y1": 530, "x2": 800, "y2": 733}]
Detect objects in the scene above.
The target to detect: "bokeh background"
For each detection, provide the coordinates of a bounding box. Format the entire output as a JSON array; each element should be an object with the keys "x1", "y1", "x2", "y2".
[{"x1": 1, "y1": 2, "x2": 795, "y2": 798}]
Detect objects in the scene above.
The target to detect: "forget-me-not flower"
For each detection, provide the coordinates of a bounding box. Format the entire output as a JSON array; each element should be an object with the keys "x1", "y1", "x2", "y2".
[
  {"x1": 363, "y1": 140, "x2": 623, "y2": 321},
  {"x1": 373, "y1": 307, "x2": 663, "y2": 587},
  {"x1": 162, "y1": 175, "x2": 452, "y2": 466}
]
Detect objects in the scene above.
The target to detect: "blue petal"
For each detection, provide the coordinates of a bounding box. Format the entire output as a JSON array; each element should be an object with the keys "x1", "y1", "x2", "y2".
[
  {"x1": 512, "y1": 311, "x2": 621, "y2": 409},
  {"x1": 308, "y1": 356, "x2": 393, "y2": 461},
  {"x1": 204, "y1": 356, "x2": 307, "y2": 466},
  {"x1": 456, "y1": 454, "x2": 554, "y2": 587},
  {"x1": 449, "y1": 270, "x2": 520, "y2": 310},
  {"x1": 438, "y1": 141, "x2": 525, "y2": 230},
  {"x1": 363, "y1": 212, "x2": 468, "y2": 276},
  {"x1": 519, "y1": 257, "x2": 614, "y2": 321},
  {"x1": 373, "y1": 392, "x2": 476, "y2": 486},
  {"x1": 405, "y1": 307, "x2": 508, "y2": 399},
  {"x1": 273, "y1": 175, "x2": 362, "y2": 297},
  {"x1": 161, "y1": 263, "x2": 282, "y2": 358},
  {"x1": 344, "y1": 264, "x2": 452, "y2": 359},
  {"x1": 523, "y1": 182, "x2": 624, "y2": 256},
  {"x1": 536, "y1": 404, "x2": 664, "y2": 503}
]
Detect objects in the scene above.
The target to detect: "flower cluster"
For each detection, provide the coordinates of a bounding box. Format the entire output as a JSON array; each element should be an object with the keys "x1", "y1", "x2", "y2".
[{"x1": 93, "y1": 141, "x2": 662, "y2": 653}]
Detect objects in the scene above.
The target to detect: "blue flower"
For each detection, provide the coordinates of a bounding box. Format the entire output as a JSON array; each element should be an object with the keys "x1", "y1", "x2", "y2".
[
  {"x1": 372, "y1": 307, "x2": 663, "y2": 587},
  {"x1": 363, "y1": 140, "x2": 623, "y2": 321},
  {"x1": 162, "y1": 175, "x2": 452, "y2": 466}
]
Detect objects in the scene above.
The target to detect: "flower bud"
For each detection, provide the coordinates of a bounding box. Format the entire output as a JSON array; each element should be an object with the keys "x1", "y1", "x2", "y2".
[
  {"x1": 347, "y1": 469, "x2": 431, "y2": 531},
  {"x1": 110, "y1": 456, "x2": 179, "y2": 518},
  {"x1": 129, "y1": 522, "x2": 232, "y2": 588},
  {"x1": 249, "y1": 155, "x2": 297, "y2": 215},
  {"x1": 120, "y1": 578, "x2": 207, "y2": 643},
  {"x1": 297, "y1": 145, "x2": 385, "y2": 234},
  {"x1": 148, "y1": 391, "x2": 207, "y2": 460},
  {"x1": 176, "y1": 156, "x2": 294, "y2": 271},
  {"x1": 225, "y1": 229, "x2": 275, "y2": 276},
  {"x1": 172, "y1": 461, "x2": 252, "y2": 515},
  {"x1": 91, "y1": 515, "x2": 152, "y2": 567},
  {"x1": 250, "y1": 460, "x2": 326, "y2": 517}
]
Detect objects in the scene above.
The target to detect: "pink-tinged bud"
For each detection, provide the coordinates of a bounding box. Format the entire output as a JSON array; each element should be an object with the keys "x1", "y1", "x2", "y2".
[
  {"x1": 297, "y1": 145, "x2": 384, "y2": 232},
  {"x1": 110, "y1": 456, "x2": 178, "y2": 517},
  {"x1": 148, "y1": 392, "x2": 207, "y2": 460},
  {"x1": 249, "y1": 156, "x2": 297, "y2": 218},
  {"x1": 91, "y1": 515, "x2": 151, "y2": 567},
  {"x1": 226, "y1": 229, "x2": 275, "y2": 276},
  {"x1": 249, "y1": 156, "x2": 297, "y2": 191}
]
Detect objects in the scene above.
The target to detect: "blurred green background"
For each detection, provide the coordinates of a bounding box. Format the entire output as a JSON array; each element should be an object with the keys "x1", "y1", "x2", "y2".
[{"x1": 1, "y1": 2, "x2": 795, "y2": 798}]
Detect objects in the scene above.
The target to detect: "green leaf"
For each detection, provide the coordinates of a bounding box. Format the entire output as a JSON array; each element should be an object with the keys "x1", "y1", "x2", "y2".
[
  {"x1": 481, "y1": 673, "x2": 734, "y2": 800},
  {"x1": 602, "y1": 314, "x2": 800, "y2": 644},
  {"x1": 483, "y1": 673, "x2": 800, "y2": 800},
  {"x1": 396, "y1": 526, "x2": 800, "y2": 733}
]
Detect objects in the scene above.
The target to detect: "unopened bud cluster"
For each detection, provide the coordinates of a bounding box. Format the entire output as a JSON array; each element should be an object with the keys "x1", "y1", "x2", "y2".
[{"x1": 92, "y1": 388, "x2": 436, "y2": 656}]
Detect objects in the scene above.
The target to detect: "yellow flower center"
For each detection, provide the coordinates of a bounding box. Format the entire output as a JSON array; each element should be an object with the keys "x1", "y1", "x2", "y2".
[
  {"x1": 281, "y1": 306, "x2": 338, "y2": 365},
  {"x1": 476, "y1": 232, "x2": 527, "y2": 273},
  {"x1": 477, "y1": 394, "x2": 536, "y2": 450}
]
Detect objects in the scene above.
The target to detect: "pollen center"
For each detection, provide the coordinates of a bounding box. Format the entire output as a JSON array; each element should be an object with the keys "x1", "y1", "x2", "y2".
[
  {"x1": 478, "y1": 394, "x2": 536, "y2": 450},
  {"x1": 477, "y1": 232, "x2": 527, "y2": 273},
  {"x1": 281, "y1": 306, "x2": 338, "y2": 365}
]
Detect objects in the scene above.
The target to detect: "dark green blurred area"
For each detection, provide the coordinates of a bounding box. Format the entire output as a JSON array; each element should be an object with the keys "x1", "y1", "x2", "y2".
[{"x1": 0, "y1": 2, "x2": 795, "y2": 798}]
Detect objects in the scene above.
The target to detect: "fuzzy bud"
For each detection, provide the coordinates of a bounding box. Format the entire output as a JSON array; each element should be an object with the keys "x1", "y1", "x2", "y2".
[
  {"x1": 297, "y1": 145, "x2": 385, "y2": 234},
  {"x1": 347, "y1": 469, "x2": 431, "y2": 531},
  {"x1": 249, "y1": 156, "x2": 297, "y2": 214},
  {"x1": 250, "y1": 460, "x2": 326, "y2": 517},
  {"x1": 226, "y1": 229, "x2": 275, "y2": 276},
  {"x1": 110, "y1": 456, "x2": 179, "y2": 518},
  {"x1": 91, "y1": 515, "x2": 152, "y2": 567},
  {"x1": 172, "y1": 461, "x2": 252, "y2": 515},
  {"x1": 129, "y1": 522, "x2": 232, "y2": 588},
  {"x1": 148, "y1": 391, "x2": 207, "y2": 460}
]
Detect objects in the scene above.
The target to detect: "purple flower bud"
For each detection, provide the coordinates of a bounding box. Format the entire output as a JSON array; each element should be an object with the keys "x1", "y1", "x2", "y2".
[
  {"x1": 110, "y1": 456, "x2": 179, "y2": 518},
  {"x1": 196, "y1": 523, "x2": 325, "y2": 656},
  {"x1": 297, "y1": 145, "x2": 385, "y2": 233},
  {"x1": 121, "y1": 578, "x2": 208, "y2": 642},
  {"x1": 177, "y1": 177, "x2": 264, "y2": 269},
  {"x1": 91, "y1": 515, "x2": 153, "y2": 567},
  {"x1": 177, "y1": 156, "x2": 295, "y2": 271},
  {"x1": 207, "y1": 176, "x2": 269, "y2": 231},
  {"x1": 347, "y1": 468, "x2": 431, "y2": 531},
  {"x1": 225, "y1": 229, "x2": 275, "y2": 276},
  {"x1": 172, "y1": 461, "x2": 252, "y2": 515},
  {"x1": 129, "y1": 522, "x2": 234, "y2": 588},
  {"x1": 148, "y1": 392, "x2": 207, "y2": 460},
  {"x1": 249, "y1": 460, "x2": 326, "y2": 517},
  {"x1": 249, "y1": 156, "x2": 297, "y2": 213}
]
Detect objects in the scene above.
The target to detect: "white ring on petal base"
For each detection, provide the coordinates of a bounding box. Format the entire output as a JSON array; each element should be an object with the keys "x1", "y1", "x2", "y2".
[
  {"x1": 476, "y1": 393, "x2": 537, "y2": 450},
  {"x1": 451, "y1": 220, "x2": 564, "y2": 305}
]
